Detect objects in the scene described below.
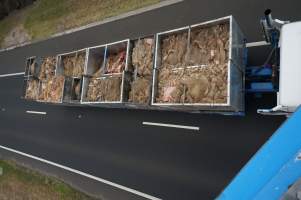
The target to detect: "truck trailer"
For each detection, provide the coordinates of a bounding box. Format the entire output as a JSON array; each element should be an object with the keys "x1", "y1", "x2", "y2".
[{"x1": 22, "y1": 15, "x2": 245, "y2": 115}]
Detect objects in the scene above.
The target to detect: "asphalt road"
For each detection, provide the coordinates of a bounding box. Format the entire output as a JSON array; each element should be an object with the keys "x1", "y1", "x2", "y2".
[{"x1": 0, "y1": 0, "x2": 300, "y2": 199}]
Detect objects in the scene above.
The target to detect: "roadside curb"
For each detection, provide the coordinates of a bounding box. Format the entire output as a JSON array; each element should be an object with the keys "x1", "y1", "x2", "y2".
[{"x1": 0, "y1": 0, "x2": 183, "y2": 53}]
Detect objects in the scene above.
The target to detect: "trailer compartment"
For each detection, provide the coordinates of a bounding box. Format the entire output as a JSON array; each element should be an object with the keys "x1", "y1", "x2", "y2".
[{"x1": 151, "y1": 16, "x2": 245, "y2": 112}]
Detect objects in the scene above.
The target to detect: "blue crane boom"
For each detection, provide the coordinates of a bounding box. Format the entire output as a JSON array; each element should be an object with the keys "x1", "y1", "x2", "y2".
[{"x1": 218, "y1": 107, "x2": 301, "y2": 200}]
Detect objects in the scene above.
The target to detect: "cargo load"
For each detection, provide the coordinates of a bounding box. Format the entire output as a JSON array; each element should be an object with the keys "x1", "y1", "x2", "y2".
[
  {"x1": 38, "y1": 56, "x2": 56, "y2": 80},
  {"x1": 85, "y1": 75, "x2": 122, "y2": 102},
  {"x1": 23, "y1": 56, "x2": 65, "y2": 103},
  {"x1": 56, "y1": 49, "x2": 87, "y2": 103},
  {"x1": 81, "y1": 40, "x2": 131, "y2": 104},
  {"x1": 22, "y1": 16, "x2": 245, "y2": 114},
  {"x1": 152, "y1": 16, "x2": 245, "y2": 112},
  {"x1": 128, "y1": 37, "x2": 155, "y2": 105},
  {"x1": 57, "y1": 49, "x2": 86, "y2": 77},
  {"x1": 25, "y1": 56, "x2": 39, "y2": 77},
  {"x1": 38, "y1": 76, "x2": 65, "y2": 103},
  {"x1": 24, "y1": 78, "x2": 39, "y2": 100}
]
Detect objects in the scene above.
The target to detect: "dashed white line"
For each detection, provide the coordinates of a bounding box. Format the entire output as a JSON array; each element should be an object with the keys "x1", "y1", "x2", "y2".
[
  {"x1": 26, "y1": 111, "x2": 47, "y2": 115},
  {"x1": 0, "y1": 72, "x2": 25, "y2": 78},
  {"x1": 142, "y1": 122, "x2": 199, "y2": 131},
  {"x1": 0, "y1": 144, "x2": 162, "y2": 200},
  {"x1": 246, "y1": 41, "x2": 270, "y2": 48}
]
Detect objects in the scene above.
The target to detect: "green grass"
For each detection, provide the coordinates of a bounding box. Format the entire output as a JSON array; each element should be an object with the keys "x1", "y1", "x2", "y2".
[
  {"x1": 0, "y1": 0, "x2": 160, "y2": 47},
  {"x1": 24, "y1": 0, "x2": 73, "y2": 39},
  {"x1": 0, "y1": 160, "x2": 97, "y2": 200},
  {"x1": 0, "y1": 6, "x2": 32, "y2": 47}
]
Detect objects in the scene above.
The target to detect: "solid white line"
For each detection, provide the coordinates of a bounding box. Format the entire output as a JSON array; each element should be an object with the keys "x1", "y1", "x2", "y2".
[
  {"x1": 0, "y1": 144, "x2": 162, "y2": 200},
  {"x1": 26, "y1": 111, "x2": 47, "y2": 115},
  {"x1": 142, "y1": 122, "x2": 199, "y2": 131},
  {"x1": 0, "y1": 72, "x2": 25, "y2": 78},
  {"x1": 246, "y1": 41, "x2": 270, "y2": 48}
]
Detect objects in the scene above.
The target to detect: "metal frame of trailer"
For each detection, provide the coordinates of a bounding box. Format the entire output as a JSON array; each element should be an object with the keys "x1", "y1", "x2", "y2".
[
  {"x1": 56, "y1": 48, "x2": 87, "y2": 103},
  {"x1": 151, "y1": 15, "x2": 245, "y2": 113},
  {"x1": 122, "y1": 35, "x2": 156, "y2": 109},
  {"x1": 22, "y1": 15, "x2": 246, "y2": 115},
  {"x1": 22, "y1": 56, "x2": 66, "y2": 103},
  {"x1": 80, "y1": 39, "x2": 131, "y2": 105}
]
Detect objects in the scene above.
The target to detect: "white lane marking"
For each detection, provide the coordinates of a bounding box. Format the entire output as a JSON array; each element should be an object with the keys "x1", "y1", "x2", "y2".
[
  {"x1": 143, "y1": 122, "x2": 199, "y2": 131},
  {"x1": 0, "y1": 144, "x2": 162, "y2": 200},
  {"x1": 26, "y1": 111, "x2": 47, "y2": 115},
  {"x1": 0, "y1": 72, "x2": 25, "y2": 78},
  {"x1": 246, "y1": 41, "x2": 270, "y2": 48}
]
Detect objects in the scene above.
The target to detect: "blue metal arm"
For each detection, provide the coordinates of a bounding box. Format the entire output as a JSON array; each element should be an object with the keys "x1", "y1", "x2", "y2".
[{"x1": 217, "y1": 107, "x2": 301, "y2": 200}]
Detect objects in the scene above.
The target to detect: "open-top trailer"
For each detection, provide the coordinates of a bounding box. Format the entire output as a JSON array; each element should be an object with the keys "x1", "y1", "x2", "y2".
[{"x1": 22, "y1": 15, "x2": 245, "y2": 115}]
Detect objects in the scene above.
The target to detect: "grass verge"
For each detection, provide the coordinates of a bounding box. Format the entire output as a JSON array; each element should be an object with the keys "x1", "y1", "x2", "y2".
[
  {"x1": 0, "y1": 0, "x2": 160, "y2": 48},
  {"x1": 0, "y1": 160, "x2": 97, "y2": 200}
]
